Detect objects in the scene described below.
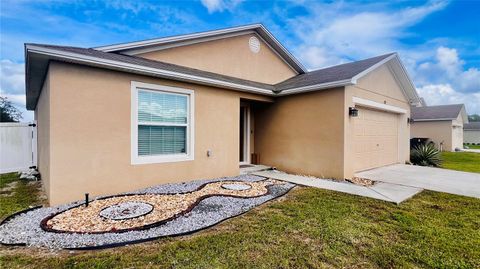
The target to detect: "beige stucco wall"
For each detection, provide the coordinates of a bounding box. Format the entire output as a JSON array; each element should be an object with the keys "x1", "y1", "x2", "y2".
[
  {"x1": 464, "y1": 130, "x2": 480, "y2": 144},
  {"x1": 35, "y1": 59, "x2": 416, "y2": 202},
  {"x1": 136, "y1": 33, "x2": 297, "y2": 84},
  {"x1": 410, "y1": 121, "x2": 454, "y2": 151},
  {"x1": 34, "y1": 69, "x2": 51, "y2": 198},
  {"x1": 451, "y1": 113, "x2": 464, "y2": 150},
  {"x1": 411, "y1": 113, "x2": 464, "y2": 152},
  {"x1": 254, "y1": 88, "x2": 346, "y2": 179},
  {"x1": 344, "y1": 64, "x2": 411, "y2": 178},
  {"x1": 254, "y1": 64, "x2": 412, "y2": 180},
  {"x1": 39, "y1": 61, "x2": 272, "y2": 205}
]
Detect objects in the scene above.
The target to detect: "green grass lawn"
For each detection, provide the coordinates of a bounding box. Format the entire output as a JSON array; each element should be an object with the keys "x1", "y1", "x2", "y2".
[
  {"x1": 1, "y1": 173, "x2": 479, "y2": 268},
  {"x1": 441, "y1": 151, "x2": 480, "y2": 173},
  {"x1": 464, "y1": 144, "x2": 480, "y2": 149},
  {"x1": 0, "y1": 173, "x2": 43, "y2": 219}
]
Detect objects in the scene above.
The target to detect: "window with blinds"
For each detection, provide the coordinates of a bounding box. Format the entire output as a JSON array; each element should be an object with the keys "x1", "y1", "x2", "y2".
[{"x1": 137, "y1": 89, "x2": 188, "y2": 156}]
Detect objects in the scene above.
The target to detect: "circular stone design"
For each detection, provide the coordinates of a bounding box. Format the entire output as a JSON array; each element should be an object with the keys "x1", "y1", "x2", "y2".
[
  {"x1": 249, "y1": 36, "x2": 261, "y2": 53},
  {"x1": 99, "y1": 201, "x2": 153, "y2": 220},
  {"x1": 221, "y1": 183, "x2": 252, "y2": 191}
]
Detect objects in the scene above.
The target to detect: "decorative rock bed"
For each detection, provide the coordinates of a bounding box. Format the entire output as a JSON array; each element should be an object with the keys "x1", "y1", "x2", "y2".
[
  {"x1": 0, "y1": 175, "x2": 294, "y2": 249},
  {"x1": 346, "y1": 177, "x2": 376, "y2": 187},
  {"x1": 221, "y1": 183, "x2": 252, "y2": 191},
  {"x1": 99, "y1": 202, "x2": 154, "y2": 221}
]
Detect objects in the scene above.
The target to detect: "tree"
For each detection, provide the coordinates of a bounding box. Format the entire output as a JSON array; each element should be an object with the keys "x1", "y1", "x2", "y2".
[
  {"x1": 468, "y1": 114, "x2": 480, "y2": 122},
  {"x1": 0, "y1": 96, "x2": 23, "y2": 122}
]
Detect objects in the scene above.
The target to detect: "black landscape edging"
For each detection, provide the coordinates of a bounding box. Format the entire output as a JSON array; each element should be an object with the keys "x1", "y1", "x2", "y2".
[
  {"x1": 40, "y1": 180, "x2": 272, "y2": 234},
  {"x1": 64, "y1": 185, "x2": 294, "y2": 250},
  {"x1": 0, "y1": 205, "x2": 43, "y2": 247}
]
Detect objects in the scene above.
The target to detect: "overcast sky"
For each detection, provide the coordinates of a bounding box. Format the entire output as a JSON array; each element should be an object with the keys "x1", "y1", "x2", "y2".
[{"x1": 1, "y1": 0, "x2": 479, "y2": 122}]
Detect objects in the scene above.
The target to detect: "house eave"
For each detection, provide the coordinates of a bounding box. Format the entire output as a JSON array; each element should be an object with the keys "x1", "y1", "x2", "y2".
[
  {"x1": 25, "y1": 44, "x2": 276, "y2": 110},
  {"x1": 412, "y1": 118, "x2": 455, "y2": 122},
  {"x1": 276, "y1": 79, "x2": 353, "y2": 96},
  {"x1": 25, "y1": 44, "x2": 422, "y2": 114}
]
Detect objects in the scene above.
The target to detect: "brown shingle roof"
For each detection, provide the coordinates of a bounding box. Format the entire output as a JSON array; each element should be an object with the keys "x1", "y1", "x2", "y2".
[
  {"x1": 411, "y1": 104, "x2": 464, "y2": 120},
  {"x1": 28, "y1": 44, "x2": 396, "y2": 93},
  {"x1": 25, "y1": 43, "x2": 408, "y2": 110},
  {"x1": 27, "y1": 44, "x2": 274, "y2": 91},
  {"x1": 464, "y1": 122, "x2": 480, "y2": 130},
  {"x1": 275, "y1": 53, "x2": 395, "y2": 91}
]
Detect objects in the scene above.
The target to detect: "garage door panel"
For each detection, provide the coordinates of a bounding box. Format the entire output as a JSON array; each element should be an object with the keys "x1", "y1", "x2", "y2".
[
  {"x1": 364, "y1": 123, "x2": 379, "y2": 136},
  {"x1": 353, "y1": 107, "x2": 399, "y2": 172},
  {"x1": 353, "y1": 122, "x2": 365, "y2": 136}
]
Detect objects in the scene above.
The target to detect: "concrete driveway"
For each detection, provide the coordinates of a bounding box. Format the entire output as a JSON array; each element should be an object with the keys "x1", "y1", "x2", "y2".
[{"x1": 356, "y1": 164, "x2": 480, "y2": 198}]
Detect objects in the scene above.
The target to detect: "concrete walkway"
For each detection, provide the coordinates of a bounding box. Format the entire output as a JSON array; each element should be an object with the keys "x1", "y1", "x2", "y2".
[
  {"x1": 253, "y1": 170, "x2": 422, "y2": 204},
  {"x1": 356, "y1": 164, "x2": 480, "y2": 198},
  {"x1": 463, "y1": 149, "x2": 480, "y2": 153},
  {"x1": 240, "y1": 164, "x2": 271, "y2": 175}
]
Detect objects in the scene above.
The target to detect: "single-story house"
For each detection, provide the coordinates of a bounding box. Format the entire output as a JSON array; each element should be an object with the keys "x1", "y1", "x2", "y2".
[
  {"x1": 25, "y1": 24, "x2": 421, "y2": 205},
  {"x1": 410, "y1": 104, "x2": 468, "y2": 151},
  {"x1": 464, "y1": 122, "x2": 480, "y2": 144}
]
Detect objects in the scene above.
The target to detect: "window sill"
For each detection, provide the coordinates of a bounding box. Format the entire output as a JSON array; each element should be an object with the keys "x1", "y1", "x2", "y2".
[{"x1": 131, "y1": 154, "x2": 194, "y2": 165}]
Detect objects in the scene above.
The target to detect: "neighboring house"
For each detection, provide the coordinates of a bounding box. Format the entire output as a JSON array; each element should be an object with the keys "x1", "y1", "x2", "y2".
[
  {"x1": 464, "y1": 122, "x2": 480, "y2": 144},
  {"x1": 25, "y1": 24, "x2": 421, "y2": 205},
  {"x1": 410, "y1": 104, "x2": 468, "y2": 151}
]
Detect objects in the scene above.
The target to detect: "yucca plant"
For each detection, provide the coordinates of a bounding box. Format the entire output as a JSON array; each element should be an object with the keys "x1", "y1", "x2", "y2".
[{"x1": 410, "y1": 143, "x2": 442, "y2": 167}]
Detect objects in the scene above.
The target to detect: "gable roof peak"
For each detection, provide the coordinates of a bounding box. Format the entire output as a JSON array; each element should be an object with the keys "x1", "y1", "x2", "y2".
[{"x1": 93, "y1": 23, "x2": 306, "y2": 74}]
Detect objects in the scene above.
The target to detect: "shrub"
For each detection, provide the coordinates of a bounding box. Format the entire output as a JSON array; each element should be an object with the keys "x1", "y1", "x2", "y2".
[{"x1": 410, "y1": 143, "x2": 442, "y2": 167}]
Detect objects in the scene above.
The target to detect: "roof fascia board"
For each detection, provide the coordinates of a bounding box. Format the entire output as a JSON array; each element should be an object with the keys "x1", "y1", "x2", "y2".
[
  {"x1": 460, "y1": 105, "x2": 469, "y2": 123},
  {"x1": 122, "y1": 30, "x2": 300, "y2": 75},
  {"x1": 26, "y1": 45, "x2": 275, "y2": 96},
  {"x1": 276, "y1": 79, "x2": 353, "y2": 96},
  {"x1": 351, "y1": 54, "x2": 420, "y2": 106},
  {"x1": 350, "y1": 54, "x2": 397, "y2": 83},
  {"x1": 251, "y1": 32, "x2": 301, "y2": 74},
  {"x1": 256, "y1": 24, "x2": 307, "y2": 73},
  {"x1": 412, "y1": 118, "x2": 455, "y2": 122},
  {"x1": 391, "y1": 56, "x2": 421, "y2": 104},
  {"x1": 386, "y1": 62, "x2": 416, "y2": 104}
]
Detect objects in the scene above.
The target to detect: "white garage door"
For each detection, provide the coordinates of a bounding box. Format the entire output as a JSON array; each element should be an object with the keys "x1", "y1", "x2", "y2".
[{"x1": 353, "y1": 107, "x2": 399, "y2": 172}]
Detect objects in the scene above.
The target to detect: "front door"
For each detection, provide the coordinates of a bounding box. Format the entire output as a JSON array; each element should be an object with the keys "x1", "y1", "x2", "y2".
[{"x1": 239, "y1": 105, "x2": 250, "y2": 164}]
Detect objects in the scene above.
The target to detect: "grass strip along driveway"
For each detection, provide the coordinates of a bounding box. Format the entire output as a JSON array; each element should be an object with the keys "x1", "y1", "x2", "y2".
[{"x1": 1, "y1": 173, "x2": 479, "y2": 268}]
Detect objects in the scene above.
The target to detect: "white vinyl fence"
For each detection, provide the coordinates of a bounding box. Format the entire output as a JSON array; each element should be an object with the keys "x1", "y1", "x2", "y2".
[{"x1": 0, "y1": 122, "x2": 37, "y2": 173}]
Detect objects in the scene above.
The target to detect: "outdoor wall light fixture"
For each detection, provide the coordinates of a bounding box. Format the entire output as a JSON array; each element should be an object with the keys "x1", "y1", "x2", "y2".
[
  {"x1": 349, "y1": 107, "x2": 359, "y2": 117},
  {"x1": 407, "y1": 117, "x2": 414, "y2": 124}
]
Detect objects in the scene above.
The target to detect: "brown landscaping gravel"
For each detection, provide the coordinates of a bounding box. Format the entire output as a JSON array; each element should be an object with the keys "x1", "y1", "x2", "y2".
[
  {"x1": 45, "y1": 180, "x2": 281, "y2": 233},
  {"x1": 346, "y1": 177, "x2": 375, "y2": 187}
]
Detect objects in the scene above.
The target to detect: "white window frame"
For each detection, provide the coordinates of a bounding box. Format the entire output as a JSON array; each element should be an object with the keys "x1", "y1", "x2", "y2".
[{"x1": 131, "y1": 81, "x2": 195, "y2": 165}]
